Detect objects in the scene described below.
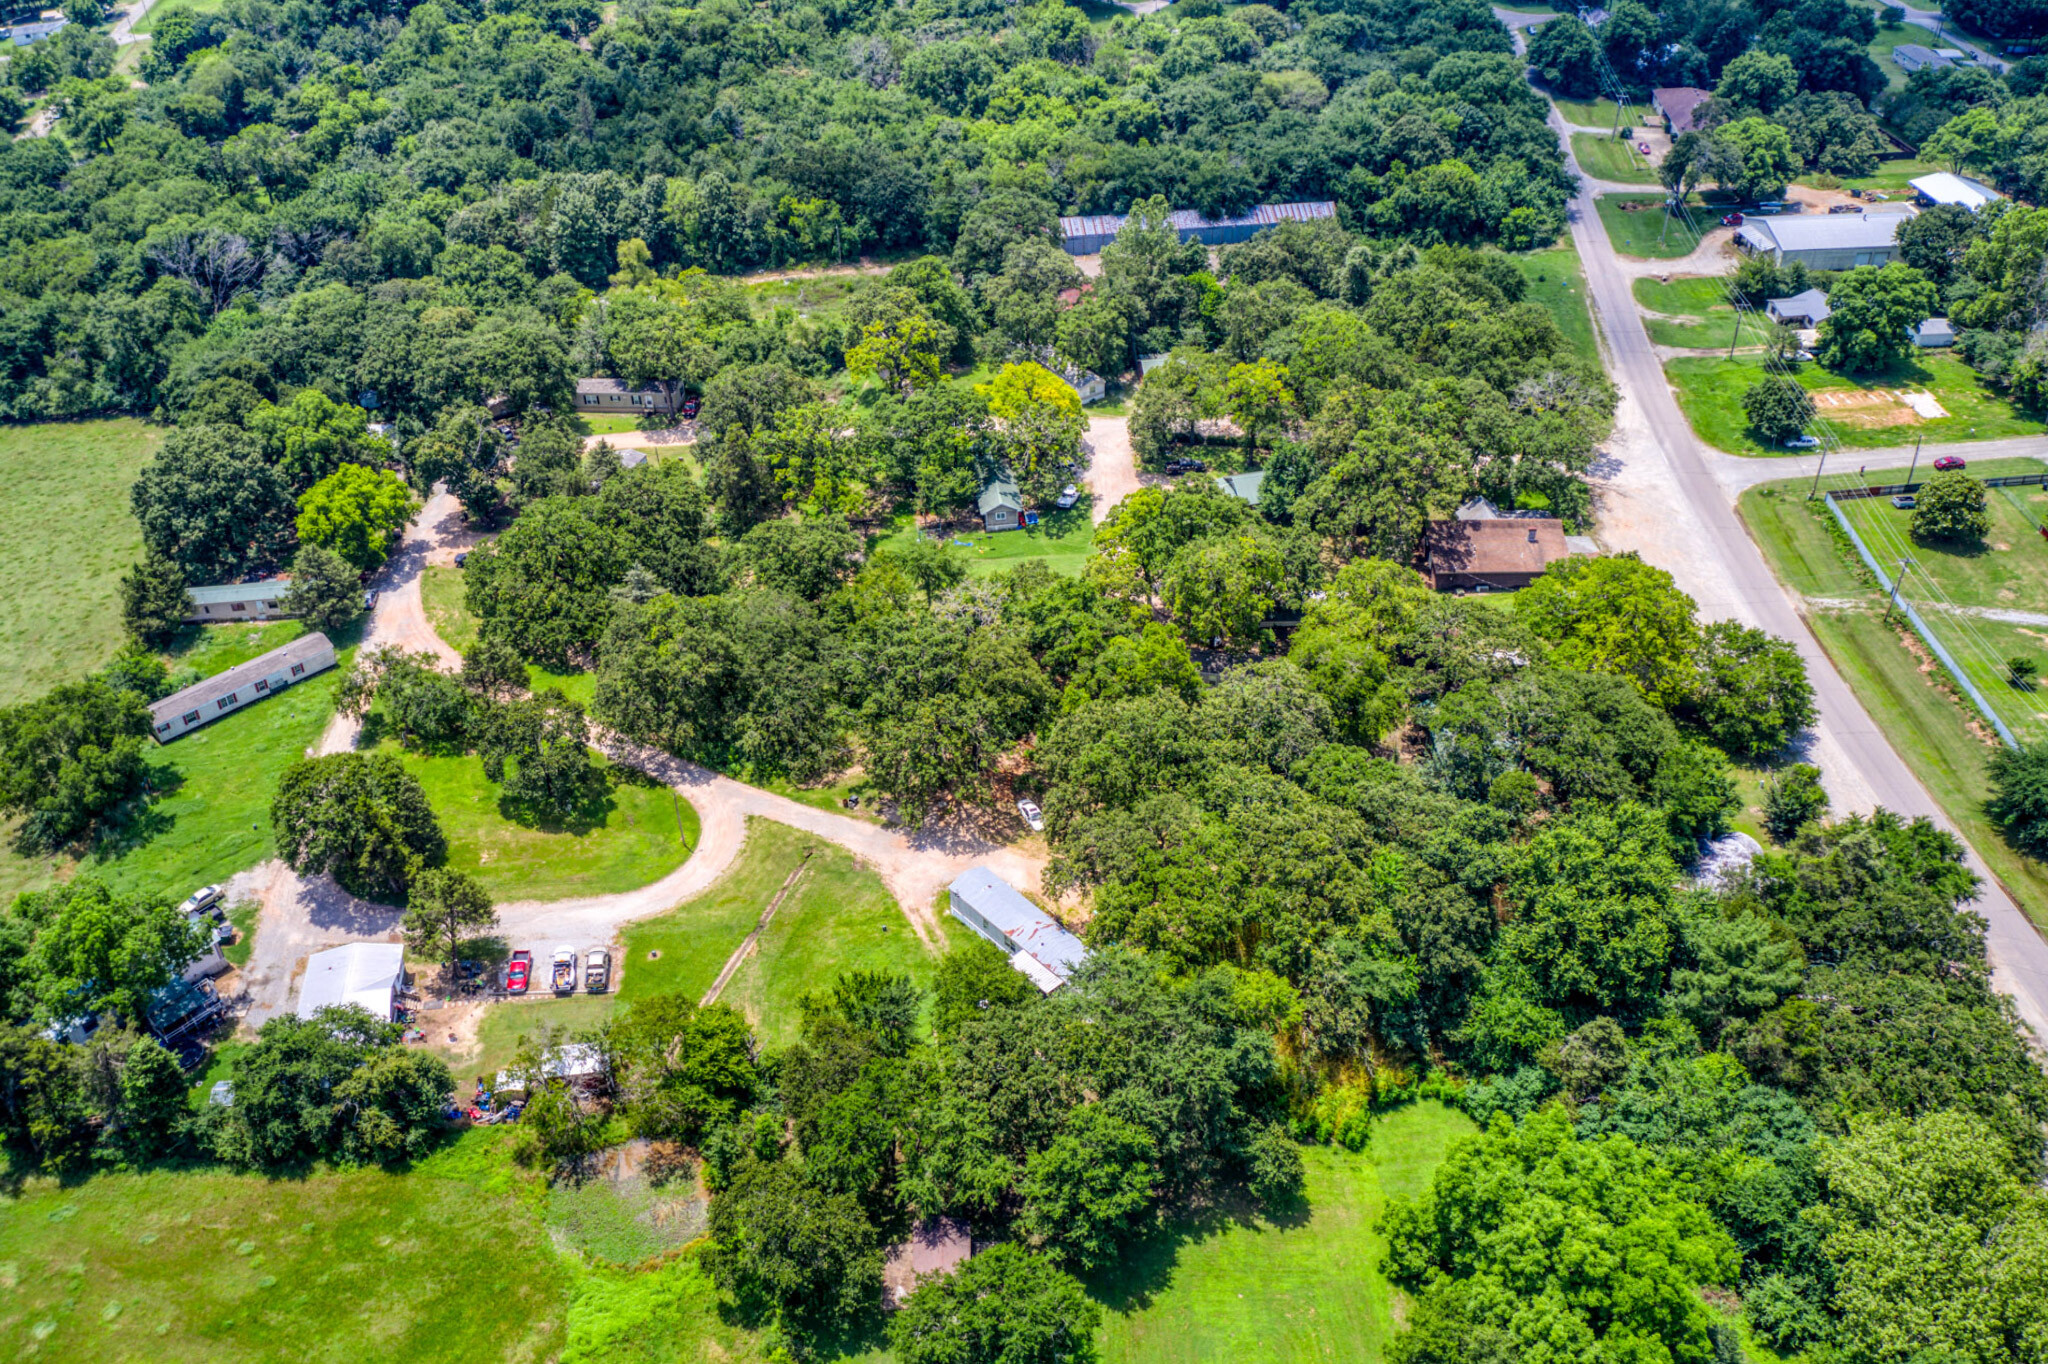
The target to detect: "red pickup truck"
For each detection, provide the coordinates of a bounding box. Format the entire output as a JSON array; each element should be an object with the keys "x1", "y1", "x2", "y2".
[{"x1": 506, "y1": 950, "x2": 532, "y2": 994}]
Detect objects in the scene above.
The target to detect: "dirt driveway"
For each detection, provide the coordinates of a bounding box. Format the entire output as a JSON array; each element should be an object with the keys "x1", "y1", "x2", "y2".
[{"x1": 1086, "y1": 416, "x2": 1140, "y2": 525}]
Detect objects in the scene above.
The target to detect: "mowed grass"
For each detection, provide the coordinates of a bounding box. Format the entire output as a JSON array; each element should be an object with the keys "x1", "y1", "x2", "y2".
[
  {"x1": 619, "y1": 818, "x2": 960, "y2": 1049},
  {"x1": 1817, "y1": 157, "x2": 1945, "y2": 199},
  {"x1": 0, "y1": 1130, "x2": 569, "y2": 1363},
  {"x1": 1096, "y1": 1101, "x2": 1475, "y2": 1364},
  {"x1": 421, "y1": 562, "x2": 597, "y2": 705},
  {"x1": 1740, "y1": 478, "x2": 2048, "y2": 931},
  {"x1": 1572, "y1": 132, "x2": 1659, "y2": 185},
  {"x1": 1667, "y1": 352, "x2": 2048, "y2": 454},
  {"x1": 1634, "y1": 275, "x2": 1742, "y2": 349},
  {"x1": 0, "y1": 419, "x2": 160, "y2": 706},
  {"x1": 873, "y1": 501, "x2": 1096, "y2": 579},
  {"x1": 1595, "y1": 194, "x2": 1708, "y2": 260},
  {"x1": 1511, "y1": 242, "x2": 1600, "y2": 363},
  {"x1": 127, "y1": 0, "x2": 228, "y2": 36},
  {"x1": 1550, "y1": 94, "x2": 1627, "y2": 130},
  {"x1": 384, "y1": 741, "x2": 698, "y2": 902}
]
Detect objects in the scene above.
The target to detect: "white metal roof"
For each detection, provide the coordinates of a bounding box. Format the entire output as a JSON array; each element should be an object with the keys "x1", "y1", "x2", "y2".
[
  {"x1": 948, "y1": 865, "x2": 1087, "y2": 991},
  {"x1": 187, "y1": 577, "x2": 292, "y2": 606},
  {"x1": 1910, "y1": 172, "x2": 2003, "y2": 210},
  {"x1": 1739, "y1": 212, "x2": 1911, "y2": 254},
  {"x1": 296, "y1": 942, "x2": 404, "y2": 1021}
]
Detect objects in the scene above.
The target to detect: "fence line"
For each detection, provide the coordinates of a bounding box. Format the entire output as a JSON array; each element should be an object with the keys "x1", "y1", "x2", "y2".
[
  {"x1": 1822, "y1": 492, "x2": 2019, "y2": 749},
  {"x1": 1831, "y1": 473, "x2": 2048, "y2": 502}
]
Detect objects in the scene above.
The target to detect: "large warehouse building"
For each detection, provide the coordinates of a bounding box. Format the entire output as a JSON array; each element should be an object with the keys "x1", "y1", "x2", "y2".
[{"x1": 1733, "y1": 210, "x2": 1916, "y2": 269}]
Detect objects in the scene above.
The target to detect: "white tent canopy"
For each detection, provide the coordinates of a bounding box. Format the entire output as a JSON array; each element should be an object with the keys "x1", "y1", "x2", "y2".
[{"x1": 297, "y1": 942, "x2": 405, "y2": 1021}]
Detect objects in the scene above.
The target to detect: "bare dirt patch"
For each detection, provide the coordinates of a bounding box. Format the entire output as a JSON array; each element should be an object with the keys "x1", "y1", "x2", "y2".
[{"x1": 1811, "y1": 389, "x2": 1923, "y2": 427}]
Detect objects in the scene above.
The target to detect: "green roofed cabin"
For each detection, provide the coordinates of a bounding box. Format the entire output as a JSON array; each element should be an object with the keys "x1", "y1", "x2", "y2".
[{"x1": 977, "y1": 471, "x2": 1024, "y2": 532}]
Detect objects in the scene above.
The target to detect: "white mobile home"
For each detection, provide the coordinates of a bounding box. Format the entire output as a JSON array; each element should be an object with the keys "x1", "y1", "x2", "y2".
[
  {"x1": 183, "y1": 577, "x2": 296, "y2": 623},
  {"x1": 148, "y1": 632, "x2": 337, "y2": 742},
  {"x1": 947, "y1": 865, "x2": 1087, "y2": 993}
]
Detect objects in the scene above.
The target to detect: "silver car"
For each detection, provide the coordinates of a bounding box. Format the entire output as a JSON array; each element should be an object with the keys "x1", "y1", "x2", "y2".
[{"x1": 1017, "y1": 798, "x2": 1045, "y2": 832}]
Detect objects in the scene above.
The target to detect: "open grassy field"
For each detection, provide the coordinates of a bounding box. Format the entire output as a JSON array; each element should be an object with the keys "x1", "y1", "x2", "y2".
[
  {"x1": 421, "y1": 562, "x2": 597, "y2": 705},
  {"x1": 0, "y1": 419, "x2": 160, "y2": 707},
  {"x1": 1550, "y1": 94, "x2": 1628, "y2": 130},
  {"x1": 1739, "y1": 474, "x2": 2048, "y2": 932},
  {"x1": 0, "y1": 1130, "x2": 570, "y2": 1363},
  {"x1": 1595, "y1": 194, "x2": 1708, "y2": 260},
  {"x1": 1634, "y1": 275, "x2": 1742, "y2": 349},
  {"x1": 126, "y1": 0, "x2": 229, "y2": 37},
  {"x1": 1572, "y1": 132, "x2": 1659, "y2": 185},
  {"x1": 1096, "y1": 1101, "x2": 1475, "y2": 1364},
  {"x1": 1668, "y1": 352, "x2": 2047, "y2": 454},
  {"x1": 1511, "y1": 242, "x2": 1600, "y2": 363},
  {"x1": 873, "y1": 501, "x2": 1097, "y2": 579},
  {"x1": 385, "y1": 742, "x2": 699, "y2": 902}
]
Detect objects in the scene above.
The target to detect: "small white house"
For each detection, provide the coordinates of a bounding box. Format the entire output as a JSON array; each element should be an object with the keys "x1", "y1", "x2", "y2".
[
  {"x1": 296, "y1": 942, "x2": 406, "y2": 1022},
  {"x1": 182, "y1": 577, "x2": 296, "y2": 623},
  {"x1": 148, "y1": 632, "x2": 337, "y2": 743},
  {"x1": 947, "y1": 866, "x2": 1087, "y2": 993},
  {"x1": 1915, "y1": 317, "x2": 1958, "y2": 347},
  {"x1": 977, "y1": 473, "x2": 1025, "y2": 532}
]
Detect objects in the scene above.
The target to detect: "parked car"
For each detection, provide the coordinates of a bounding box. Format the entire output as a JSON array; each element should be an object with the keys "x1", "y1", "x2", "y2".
[
  {"x1": 681, "y1": 397, "x2": 700, "y2": 419},
  {"x1": 585, "y1": 948, "x2": 611, "y2": 994},
  {"x1": 1721, "y1": 212, "x2": 1744, "y2": 227},
  {"x1": 1017, "y1": 798, "x2": 1045, "y2": 833},
  {"x1": 454, "y1": 551, "x2": 469, "y2": 567},
  {"x1": 1933, "y1": 455, "x2": 1967, "y2": 472},
  {"x1": 551, "y1": 946, "x2": 578, "y2": 994},
  {"x1": 1892, "y1": 494, "x2": 1918, "y2": 509},
  {"x1": 1055, "y1": 484, "x2": 1080, "y2": 509},
  {"x1": 363, "y1": 589, "x2": 380, "y2": 610},
  {"x1": 177, "y1": 884, "x2": 224, "y2": 918},
  {"x1": 1164, "y1": 458, "x2": 1191, "y2": 474},
  {"x1": 1636, "y1": 141, "x2": 1651, "y2": 155},
  {"x1": 506, "y1": 950, "x2": 532, "y2": 994},
  {"x1": 1784, "y1": 435, "x2": 1821, "y2": 449}
]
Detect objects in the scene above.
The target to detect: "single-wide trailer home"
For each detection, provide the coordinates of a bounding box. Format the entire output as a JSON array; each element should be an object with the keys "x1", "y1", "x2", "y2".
[{"x1": 148, "y1": 632, "x2": 336, "y2": 742}]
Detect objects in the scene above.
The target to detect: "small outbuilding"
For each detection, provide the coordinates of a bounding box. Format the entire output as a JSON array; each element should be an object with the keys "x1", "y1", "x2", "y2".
[
  {"x1": 1651, "y1": 86, "x2": 1712, "y2": 135},
  {"x1": 883, "y1": 1218, "x2": 974, "y2": 1309},
  {"x1": 1216, "y1": 470, "x2": 1266, "y2": 505},
  {"x1": 1915, "y1": 316, "x2": 1957, "y2": 347},
  {"x1": 7, "y1": 17, "x2": 68, "y2": 44},
  {"x1": 1909, "y1": 171, "x2": 2003, "y2": 212},
  {"x1": 183, "y1": 577, "x2": 296, "y2": 623},
  {"x1": 977, "y1": 472, "x2": 1025, "y2": 532},
  {"x1": 149, "y1": 632, "x2": 337, "y2": 743},
  {"x1": 296, "y1": 942, "x2": 406, "y2": 1022},
  {"x1": 1424, "y1": 516, "x2": 1571, "y2": 592},
  {"x1": 1766, "y1": 287, "x2": 1832, "y2": 327},
  {"x1": 1893, "y1": 43, "x2": 1954, "y2": 72},
  {"x1": 947, "y1": 866, "x2": 1087, "y2": 993},
  {"x1": 1057, "y1": 201, "x2": 1336, "y2": 255}
]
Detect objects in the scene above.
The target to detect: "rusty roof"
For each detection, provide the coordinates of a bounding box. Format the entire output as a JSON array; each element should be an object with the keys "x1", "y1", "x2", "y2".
[{"x1": 1425, "y1": 518, "x2": 1570, "y2": 578}]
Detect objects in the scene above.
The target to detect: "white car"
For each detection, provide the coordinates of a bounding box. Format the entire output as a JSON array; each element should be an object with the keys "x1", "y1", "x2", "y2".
[
  {"x1": 177, "y1": 885, "x2": 224, "y2": 918},
  {"x1": 1055, "y1": 484, "x2": 1080, "y2": 509},
  {"x1": 1017, "y1": 798, "x2": 1045, "y2": 832},
  {"x1": 1784, "y1": 435, "x2": 1821, "y2": 449},
  {"x1": 363, "y1": 589, "x2": 380, "y2": 610}
]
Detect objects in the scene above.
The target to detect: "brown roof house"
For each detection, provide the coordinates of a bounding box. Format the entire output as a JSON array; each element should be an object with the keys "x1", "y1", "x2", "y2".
[
  {"x1": 1651, "y1": 87, "x2": 1713, "y2": 135},
  {"x1": 1424, "y1": 514, "x2": 1571, "y2": 593},
  {"x1": 882, "y1": 1217, "x2": 974, "y2": 1308}
]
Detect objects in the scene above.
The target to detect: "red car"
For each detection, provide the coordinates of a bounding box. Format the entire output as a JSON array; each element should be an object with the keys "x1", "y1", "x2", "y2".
[
  {"x1": 506, "y1": 950, "x2": 532, "y2": 994},
  {"x1": 1721, "y1": 212, "x2": 1744, "y2": 227},
  {"x1": 1933, "y1": 455, "x2": 1967, "y2": 472},
  {"x1": 681, "y1": 397, "x2": 700, "y2": 420}
]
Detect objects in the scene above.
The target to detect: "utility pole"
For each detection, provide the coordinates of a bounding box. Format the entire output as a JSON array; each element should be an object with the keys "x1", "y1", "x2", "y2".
[
  {"x1": 1886, "y1": 556, "x2": 1914, "y2": 624},
  {"x1": 1807, "y1": 446, "x2": 1830, "y2": 499},
  {"x1": 1905, "y1": 434, "x2": 1923, "y2": 487},
  {"x1": 1727, "y1": 301, "x2": 1744, "y2": 358}
]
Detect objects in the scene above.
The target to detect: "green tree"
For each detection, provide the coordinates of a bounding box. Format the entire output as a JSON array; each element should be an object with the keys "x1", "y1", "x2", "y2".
[
  {"x1": 1668, "y1": 915, "x2": 1804, "y2": 1040},
  {"x1": 1715, "y1": 50, "x2": 1800, "y2": 115},
  {"x1": 464, "y1": 498, "x2": 627, "y2": 665},
  {"x1": 1501, "y1": 803, "x2": 1683, "y2": 1010},
  {"x1": 1518, "y1": 554, "x2": 1702, "y2": 709},
  {"x1": 846, "y1": 300, "x2": 944, "y2": 395},
  {"x1": 115, "y1": 1034, "x2": 192, "y2": 1160},
  {"x1": 1986, "y1": 741, "x2": 2048, "y2": 858},
  {"x1": 119, "y1": 549, "x2": 190, "y2": 646},
  {"x1": 296, "y1": 464, "x2": 418, "y2": 572},
  {"x1": 213, "y1": 1006, "x2": 443, "y2": 1167},
  {"x1": 406, "y1": 406, "x2": 508, "y2": 524},
  {"x1": 0, "y1": 678, "x2": 153, "y2": 854},
  {"x1": 1527, "y1": 15, "x2": 1601, "y2": 97},
  {"x1": 1223, "y1": 358, "x2": 1294, "y2": 456},
  {"x1": 1910, "y1": 468, "x2": 1991, "y2": 544},
  {"x1": 1163, "y1": 530, "x2": 1288, "y2": 651},
  {"x1": 1687, "y1": 621, "x2": 1817, "y2": 758},
  {"x1": 706, "y1": 1158, "x2": 885, "y2": 1339},
  {"x1": 978, "y1": 362, "x2": 1086, "y2": 507},
  {"x1": 1762, "y1": 762, "x2": 1830, "y2": 842},
  {"x1": 613, "y1": 994, "x2": 757, "y2": 1140},
  {"x1": 271, "y1": 752, "x2": 445, "y2": 901},
  {"x1": 246, "y1": 390, "x2": 392, "y2": 494},
  {"x1": 1019, "y1": 1105, "x2": 1158, "y2": 1271},
  {"x1": 15, "y1": 880, "x2": 204, "y2": 1027},
  {"x1": 331, "y1": 1046, "x2": 457, "y2": 1165},
  {"x1": 930, "y1": 936, "x2": 1041, "y2": 1036},
  {"x1": 478, "y1": 688, "x2": 607, "y2": 818},
  {"x1": 1712, "y1": 118, "x2": 1801, "y2": 202},
  {"x1": 130, "y1": 425, "x2": 298, "y2": 583},
  {"x1": 891, "y1": 1243, "x2": 1102, "y2": 1364},
  {"x1": 401, "y1": 866, "x2": 496, "y2": 964},
  {"x1": 1741, "y1": 377, "x2": 1816, "y2": 445},
  {"x1": 1818, "y1": 264, "x2": 1942, "y2": 373},
  {"x1": 280, "y1": 543, "x2": 366, "y2": 634}
]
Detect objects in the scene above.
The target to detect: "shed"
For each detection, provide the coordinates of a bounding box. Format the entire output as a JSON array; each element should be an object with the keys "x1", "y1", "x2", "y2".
[
  {"x1": 1216, "y1": 470, "x2": 1266, "y2": 504},
  {"x1": 1735, "y1": 212, "x2": 1912, "y2": 269},
  {"x1": 883, "y1": 1218, "x2": 974, "y2": 1308},
  {"x1": 1037, "y1": 350, "x2": 1106, "y2": 405},
  {"x1": 1766, "y1": 287, "x2": 1832, "y2": 327},
  {"x1": 1423, "y1": 517, "x2": 1571, "y2": 592},
  {"x1": 947, "y1": 866, "x2": 1087, "y2": 993},
  {"x1": 1138, "y1": 353, "x2": 1172, "y2": 376},
  {"x1": 182, "y1": 576, "x2": 296, "y2": 623},
  {"x1": 1694, "y1": 831, "x2": 1762, "y2": 890},
  {"x1": 618, "y1": 448, "x2": 649, "y2": 468},
  {"x1": 1909, "y1": 171, "x2": 2003, "y2": 211},
  {"x1": 1894, "y1": 43, "x2": 1953, "y2": 72},
  {"x1": 1058, "y1": 201, "x2": 1336, "y2": 255},
  {"x1": 1915, "y1": 316, "x2": 1957, "y2": 347},
  {"x1": 296, "y1": 942, "x2": 406, "y2": 1022},
  {"x1": 574, "y1": 377, "x2": 676, "y2": 414},
  {"x1": 1650, "y1": 86, "x2": 1712, "y2": 134},
  {"x1": 977, "y1": 472, "x2": 1024, "y2": 532},
  {"x1": 148, "y1": 632, "x2": 337, "y2": 743},
  {"x1": 7, "y1": 17, "x2": 67, "y2": 43}
]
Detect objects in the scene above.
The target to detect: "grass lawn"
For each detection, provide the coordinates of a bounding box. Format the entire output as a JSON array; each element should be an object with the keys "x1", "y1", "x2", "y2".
[
  {"x1": 619, "y1": 818, "x2": 960, "y2": 1049},
  {"x1": 1739, "y1": 477, "x2": 2048, "y2": 932},
  {"x1": 382, "y1": 740, "x2": 698, "y2": 902},
  {"x1": 429, "y1": 992, "x2": 618, "y2": 1089},
  {"x1": 421, "y1": 562, "x2": 596, "y2": 705},
  {"x1": 1512, "y1": 242, "x2": 1600, "y2": 363},
  {"x1": 1667, "y1": 352, "x2": 2048, "y2": 454},
  {"x1": 0, "y1": 1130, "x2": 569, "y2": 1363},
  {"x1": 1095, "y1": 1101, "x2": 1475, "y2": 1364},
  {"x1": 1572, "y1": 132, "x2": 1659, "y2": 185},
  {"x1": 1595, "y1": 194, "x2": 1708, "y2": 260},
  {"x1": 575, "y1": 414, "x2": 658, "y2": 436},
  {"x1": 126, "y1": 0, "x2": 228, "y2": 36},
  {"x1": 0, "y1": 419, "x2": 161, "y2": 707},
  {"x1": 1634, "y1": 275, "x2": 1742, "y2": 349},
  {"x1": 1821, "y1": 157, "x2": 1944, "y2": 199},
  {"x1": 1867, "y1": 24, "x2": 1929, "y2": 92},
  {"x1": 872, "y1": 502, "x2": 1097, "y2": 579},
  {"x1": 1550, "y1": 94, "x2": 1628, "y2": 130}
]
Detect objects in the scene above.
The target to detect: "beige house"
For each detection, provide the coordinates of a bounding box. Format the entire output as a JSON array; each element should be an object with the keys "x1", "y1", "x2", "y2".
[
  {"x1": 149, "y1": 633, "x2": 337, "y2": 742},
  {"x1": 574, "y1": 378, "x2": 675, "y2": 415},
  {"x1": 183, "y1": 577, "x2": 295, "y2": 623}
]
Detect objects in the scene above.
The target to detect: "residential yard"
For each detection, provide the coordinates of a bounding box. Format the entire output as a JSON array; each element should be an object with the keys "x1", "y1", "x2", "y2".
[
  {"x1": 1512, "y1": 242, "x2": 1601, "y2": 363},
  {"x1": 382, "y1": 741, "x2": 699, "y2": 902},
  {"x1": 0, "y1": 419, "x2": 160, "y2": 707},
  {"x1": 1739, "y1": 476, "x2": 2048, "y2": 933},
  {"x1": 1634, "y1": 275, "x2": 1742, "y2": 350},
  {"x1": 1667, "y1": 352, "x2": 2047, "y2": 454},
  {"x1": 872, "y1": 502, "x2": 1097, "y2": 579},
  {"x1": 1816, "y1": 157, "x2": 1944, "y2": 199},
  {"x1": 1572, "y1": 132, "x2": 1659, "y2": 185},
  {"x1": 1096, "y1": 1101, "x2": 1475, "y2": 1364},
  {"x1": 421, "y1": 562, "x2": 596, "y2": 705},
  {"x1": 1596, "y1": 194, "x2": 1709, "y2": 260},
  {"x1": 575, "y1": 413, "x2": 656, "y2": 436},
  {"x1": 127, "y1": 0, "x2": 229, "y2": 36},
  {"x1": 1866, "y1": 24, "x2": 1930, "y2": 92},
  {"x1": 1550, "y1": 94, "x2": 1628, "y2": 130}
]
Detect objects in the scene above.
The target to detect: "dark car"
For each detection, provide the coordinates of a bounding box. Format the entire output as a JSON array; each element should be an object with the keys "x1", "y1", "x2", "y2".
[
  {"x1": 454, "y1": 551, "x2": 468, "y2": 567},
  {"x1": 681, "y1": 397, "x2": 700, "y2": 419},
  {"x1": 1932, "y1": 455, "x2": 1967, "y2": 472},
  {"x1": 1164, "y1": 459, "x2": 1191, "y2": 474}
]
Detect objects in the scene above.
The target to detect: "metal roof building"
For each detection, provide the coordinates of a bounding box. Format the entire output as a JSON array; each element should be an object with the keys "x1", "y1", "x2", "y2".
[
  {"x1": 297, "y1": 942, "x2": 406, "y2": 1022},
  {"x1": 976, "y1": 471, "x2": 1024, "y2": 532},
  {"x1": 1058, "y1": 201, "x2": 1337, "y2": 255},
  {"x1": 947, "y1": 865, "x2": 1087, "y2": 993},
  {"x1": 149, "y1": 631, "x2": 336, "y2": 742},
  {"x1": 183, "y1": 576, "x2": 296, "y2": 623},
  {"x1": 1910, "y1": 171, "x2": 2003, "y2": 211},
  {"x1": 1216, "y1": 470, "x2": 1266, "y2": 504},
  {"x1": 7, "y1": 17, "x2": 68, "y2": 44},
  {"x1": 1735, "y1": 211, "x2": 1914, "y2": 269}
]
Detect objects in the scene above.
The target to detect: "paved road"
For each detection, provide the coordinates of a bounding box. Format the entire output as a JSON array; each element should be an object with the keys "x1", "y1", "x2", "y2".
[
  {"x1": 1893, "y1": 2, "x2": 2008, "y2": 71},
  {"x1": 1552, "y1": 110, "x2": 2048, "y2": 1049},
  {"x1": 110, "y1": 0, "x2": 157, "y2": 43}
]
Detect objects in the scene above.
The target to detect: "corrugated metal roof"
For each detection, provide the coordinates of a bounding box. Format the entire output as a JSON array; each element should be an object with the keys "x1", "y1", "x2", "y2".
[
  {"x1": 150, "y1": 632, "x2": 335, "y2": 725},
  {"x1": 1740, "y1": 212, "x2": 1911, "y2": 253},
  {"x1": 1910, "y1": 171, "x2": 2002, "y2": 209},
  {"x1": 575, "y1": 377, "x2": 662, "y2": 396},
  {"x1": 978, "y1": 472, "x2": 1022, "y2": 516},
  {"x1": 187, "y1": 577, "x2": 292, "y2": 606},
  {"x1": 948, "y1": 865, "x2": 1088, "y2": 980},
  {"x1": 1059, "y1": 200, "x2": 1336, "y2": 243}
]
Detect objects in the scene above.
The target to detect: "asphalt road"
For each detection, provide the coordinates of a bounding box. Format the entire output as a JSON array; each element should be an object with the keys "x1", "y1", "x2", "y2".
[{"x1": 1552, "y1": 111, "x2": 2048, "y2": 1050}]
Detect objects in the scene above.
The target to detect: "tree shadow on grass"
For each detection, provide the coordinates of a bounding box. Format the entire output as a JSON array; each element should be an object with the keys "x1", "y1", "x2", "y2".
[
  {"x1": 1080, "y1": 1188, "x2": 1307, "y2": 1317},
  {"x1": 495, "y1": 782, "x2": 617, "y2": 837}
]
